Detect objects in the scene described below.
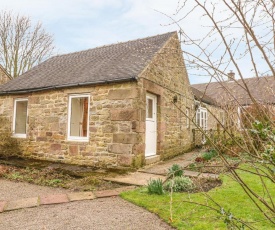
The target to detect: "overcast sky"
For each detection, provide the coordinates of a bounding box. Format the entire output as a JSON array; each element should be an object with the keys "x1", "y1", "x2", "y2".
[
  {"x1": 0, "y1": 1, "x2": 181, "y2": 51},
  {"x1": 0, "y1": 0, "x2": 269, "y2": 84}
]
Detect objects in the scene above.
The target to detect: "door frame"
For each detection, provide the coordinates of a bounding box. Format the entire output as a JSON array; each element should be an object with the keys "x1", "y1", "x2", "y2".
[{"x1": 145, "y1": 92, "x2": 157, "y2": 157}]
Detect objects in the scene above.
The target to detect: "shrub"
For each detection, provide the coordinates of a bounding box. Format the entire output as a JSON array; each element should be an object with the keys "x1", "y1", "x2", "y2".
[
  {"x1": 202, "y1": 149, "x2": 217, "y2": 161},
  {"x1": 164, "y1": 176, "x2": 195, "y2": 192},
  {"x1": 0, "y1": 118, "x2": 22, "y2": 158},
  {"x1": 147, "y1": 178, "x2": 164, "y2": 195},
  {"x1": 0, "y1": 132, "x2": 22, "y2": 158},
  {"x1": 207, "y1": 131, "x2": 243, "y2": 156},
  {"x1": 167, "y1": 164, "x2": 183, "y2": 177}
]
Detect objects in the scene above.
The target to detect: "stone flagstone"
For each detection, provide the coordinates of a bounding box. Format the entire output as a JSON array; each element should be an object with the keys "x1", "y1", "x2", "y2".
[
  {"x1": 104, "y1": 172, "x2": 167, "y2": 186},
  {"x1": 94, "y1": 190, "x2": 119, "y2": 198},
  {"x1": 0, "y1": 201, "x2": 7, "y2": 213},
  {"x1": 5, "y1": 197, "x2": 38, "y2": 211},
  {"x1": 67, "y1": 192, "x2": 95, "y2": 202},
  {"x1": 139, "y1": 151, "x2": 200, "y2": 175},
  {"x1": 40, "y1": 194, "x2": 69, "y2": 205}
]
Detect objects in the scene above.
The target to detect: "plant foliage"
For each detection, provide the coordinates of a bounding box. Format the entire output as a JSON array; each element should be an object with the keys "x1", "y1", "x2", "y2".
[
  {"x1": 167, "y1": 164, "x2": 183, "y2": 177},
  {"x1": 164, "y1": 176, "x2": 194, "y2": 192},
  {"x1": 201, "y1": 149, "x2": 217, "y2": 161},
  {"x1": 147, "y1": 178, "x2": 164, "y2": 195}
]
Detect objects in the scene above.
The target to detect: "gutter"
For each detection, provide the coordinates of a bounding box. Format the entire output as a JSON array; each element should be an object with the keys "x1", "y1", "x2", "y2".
[{"x1": 0, "y1": 76, "x2": 137, "y2": 95}]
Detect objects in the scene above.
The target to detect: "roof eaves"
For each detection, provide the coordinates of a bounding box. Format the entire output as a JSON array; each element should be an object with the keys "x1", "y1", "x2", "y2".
[{"x1": 0, "y1": 76, "x2": 137, "y2": 95}]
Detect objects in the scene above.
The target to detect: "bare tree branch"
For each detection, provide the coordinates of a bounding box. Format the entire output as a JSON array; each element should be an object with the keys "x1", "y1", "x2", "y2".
[{"x1": 0, "y1": 11, "x2": 55, "y2": 78}]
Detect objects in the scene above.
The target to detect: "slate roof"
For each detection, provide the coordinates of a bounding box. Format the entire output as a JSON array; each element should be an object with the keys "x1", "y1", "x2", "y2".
[
  {"x1": 0, "y1": 32, "x2": 176, "y2": 94},
  {"x1": 192, "y1": 76, "x2": 275, "y2": 106},
  {"x1": 191, "y1": 87, "x2": 217, "y2": 105}
]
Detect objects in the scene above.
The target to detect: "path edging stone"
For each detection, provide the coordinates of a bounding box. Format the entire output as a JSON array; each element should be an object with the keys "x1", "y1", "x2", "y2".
[{"x1": 0, "y1": 186, "x2": 135, "y2": 213}]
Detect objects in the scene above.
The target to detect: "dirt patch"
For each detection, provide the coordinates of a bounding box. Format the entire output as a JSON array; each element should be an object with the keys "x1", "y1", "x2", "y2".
[
  {"x1": 191, "y1": 177, "x2": 222, "y2": 192},
  {"x1": 187, "y1": 157, "x2": 240, "y2": 174},
  {"x1": 0, "y1": 158, "x2": 129, "y2": 191}
]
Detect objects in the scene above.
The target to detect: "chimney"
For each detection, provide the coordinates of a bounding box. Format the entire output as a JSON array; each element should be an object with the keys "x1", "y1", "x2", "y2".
[{"x1": 227, "y1": 70, "x2": 235, "y2": 81}]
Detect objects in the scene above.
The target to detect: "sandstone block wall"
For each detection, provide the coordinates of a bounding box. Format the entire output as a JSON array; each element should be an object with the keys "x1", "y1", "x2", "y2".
[
  {"x1": 136, "y1": 33, "x2": 194, "y2": 160},
  {"x1": 0, "y1": 82, "x2": 145, "y2": 167},
  {"x1": 206, "y1": 104, "x2": 225, "y2": 130}
]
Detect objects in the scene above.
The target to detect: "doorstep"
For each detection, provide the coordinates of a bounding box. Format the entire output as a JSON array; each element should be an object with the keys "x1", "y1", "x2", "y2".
[{"x1": 145, "y1": 155, "x2": 160, "y2": 165}]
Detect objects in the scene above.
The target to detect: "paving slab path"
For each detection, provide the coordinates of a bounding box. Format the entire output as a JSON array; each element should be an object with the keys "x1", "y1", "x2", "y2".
[
  {"x1": 140, "y1": 151, "x2": 199, "y2": 175},
  {"x1": 104, "y1": 150, "x2": 219, "y2": 186}
]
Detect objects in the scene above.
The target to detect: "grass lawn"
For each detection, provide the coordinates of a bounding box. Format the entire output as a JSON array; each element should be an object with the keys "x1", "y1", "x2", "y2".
[{"x1": 121, "y1": 164, "x2": 275, "y2": 229}]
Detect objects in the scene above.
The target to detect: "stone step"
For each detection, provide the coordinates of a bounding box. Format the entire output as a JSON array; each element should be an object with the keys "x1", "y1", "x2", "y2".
[{"x1": 145, "y1": 155, "x2": 160, "y2": 165}]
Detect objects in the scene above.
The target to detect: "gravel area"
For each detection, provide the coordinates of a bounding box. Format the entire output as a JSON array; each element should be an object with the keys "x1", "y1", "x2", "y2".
[
  {"x1": 0, "y1": 179, "x2": 174, "y2": 229},
  {"x1": 0, "y1": 197, "x2": 174, "y2": 230},
  {"x1": 0, "y1": 179, "x2": 68, "y2": 201}
]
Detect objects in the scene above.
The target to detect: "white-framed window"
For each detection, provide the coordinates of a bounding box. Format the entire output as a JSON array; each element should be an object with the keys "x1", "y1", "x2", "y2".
[
  {"x1": 186, "y1": 107, "x2": 190, "y2": 129},
  {"x1": 67, "y1": 94, "x2": 90, "y2": 141},
  {"x1": 196, "y1": 107, "x2": 207, "y2": 130},
  {"x1": 13, "y1": 98, "x2": 28, "y2": 138}
]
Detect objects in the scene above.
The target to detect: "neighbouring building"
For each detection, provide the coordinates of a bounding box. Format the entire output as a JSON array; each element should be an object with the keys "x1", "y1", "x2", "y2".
[
  {"x1": 192, "y1": 74, "x2": 275, "y2": 130},
  {"x1": 190, "y1": 86, "x2": 225, "y2": 146},
  {"x1": 0, "y1": 32, "x2": 195, "y2": 168}
]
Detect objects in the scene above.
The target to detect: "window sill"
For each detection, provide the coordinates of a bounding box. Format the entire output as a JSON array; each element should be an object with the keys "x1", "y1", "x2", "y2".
[
  {"x1": 67, "y1": 137, "x2": 89, "y2": 142},
  {"x1": 12, "y1": 134, "x2": 27, "y2": 139}
]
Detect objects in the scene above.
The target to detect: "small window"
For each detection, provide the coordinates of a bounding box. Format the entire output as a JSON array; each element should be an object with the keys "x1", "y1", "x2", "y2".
[
  {"x1": 13, "y1": 99, "x2": 28, "y2": 138},
  {"x1": 146, "y1": 98, "x2": 153, "y2": 119},
  {"x1": 186, "y1": 107, "x2": 190, "y2": 128},
  {"x1": 68, "y1": 95, "x2": 89, "y2": 141}
]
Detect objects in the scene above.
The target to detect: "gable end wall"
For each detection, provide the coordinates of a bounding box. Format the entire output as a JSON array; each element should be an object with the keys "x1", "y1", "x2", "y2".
[{"x1": 136, "y1": 33, "x2": 194, "y2": 160}]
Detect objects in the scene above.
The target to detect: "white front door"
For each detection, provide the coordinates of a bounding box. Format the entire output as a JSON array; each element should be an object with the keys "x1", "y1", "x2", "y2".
[{"x1": 145, "y1": 93, "x2": 157, "y2": 157}]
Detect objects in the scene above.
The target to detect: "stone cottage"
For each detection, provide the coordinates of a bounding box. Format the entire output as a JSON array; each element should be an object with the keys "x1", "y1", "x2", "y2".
[{"x1": 0, "y1": 32, "x2": 195, "y2": 168}]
